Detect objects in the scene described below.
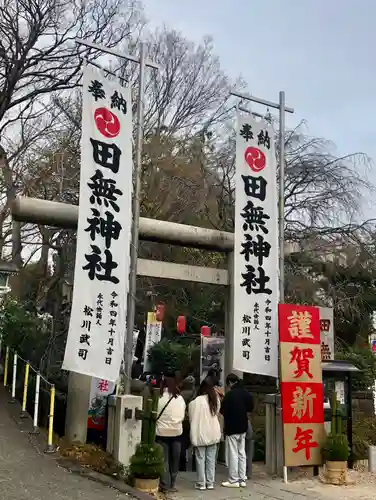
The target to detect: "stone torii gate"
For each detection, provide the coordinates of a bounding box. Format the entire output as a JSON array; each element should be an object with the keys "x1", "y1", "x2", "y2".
[
  {"x1": 11, "y1": 195, "x2": 239, "y2": 443},
  {"x1": 10, "y1": 86, "x2": 293, "y2": 476}
]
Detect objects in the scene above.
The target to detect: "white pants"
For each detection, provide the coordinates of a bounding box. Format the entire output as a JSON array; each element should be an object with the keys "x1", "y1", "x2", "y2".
[
  {"x1": 226, "y1": 433, "x2": 247, "y2": 483},
  {"x1": 195, "y1": 444, "x2": 217, "y2": 488}
]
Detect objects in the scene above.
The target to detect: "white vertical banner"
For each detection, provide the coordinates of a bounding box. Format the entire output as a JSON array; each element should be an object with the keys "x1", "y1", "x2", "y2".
[
  {"x1": 132, "y1": 329, "x2": 140, "y2": 360},
  {"x1": 233, "y1": 115, "x2": 279, "y2": 377},
  {"x1": 319, "y1": 307, "x2": 335, "y2": 360},
  {"x1": 143, "y1": 312, "x2": 162, "y2": 372},
  {"x1": 63, "y1": 66, "x2": 133, "y2": 381}
]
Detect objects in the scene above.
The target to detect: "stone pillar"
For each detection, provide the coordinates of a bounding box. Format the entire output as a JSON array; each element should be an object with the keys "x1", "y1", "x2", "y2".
[
  {"x1": 113, "y1": 394, "x2": 143, "y2": 467},
  {"x1": 65, "y1": 372, "x2": 91, "y2": 443},
  {"x1": 265, "y1": 393, "x2": 284, "y2": 477},
  {"x1": 275, "y1": 393, "x2": 284, "y2": 476}
]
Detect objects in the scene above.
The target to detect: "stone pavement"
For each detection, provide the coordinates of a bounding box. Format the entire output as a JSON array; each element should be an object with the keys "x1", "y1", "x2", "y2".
[
  {"x1": 0, "y1": 387, "x2": 373, "y2": 500},
  {"x1": 0, "y1": 392, "x2": 130, "y2": 500},
  {"x1": 173, "y1": 463, "x2": 376, "y2": 500},
  {"x1": 173, "y1": 465, "x2": 338, "y2": 500}
]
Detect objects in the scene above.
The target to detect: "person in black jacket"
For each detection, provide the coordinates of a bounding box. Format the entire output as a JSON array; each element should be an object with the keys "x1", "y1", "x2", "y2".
[{"x1": 220, "y1": 373, "x2": 253, "y2": 488}]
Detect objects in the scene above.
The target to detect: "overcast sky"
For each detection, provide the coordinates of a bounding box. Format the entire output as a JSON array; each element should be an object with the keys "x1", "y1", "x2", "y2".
[{"x1": 143, "y1": 0, "x2": 376, "y2": 210}]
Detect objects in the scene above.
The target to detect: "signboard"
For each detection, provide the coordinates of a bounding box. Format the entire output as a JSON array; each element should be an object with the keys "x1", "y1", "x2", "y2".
[
  {"x1": 63, "y1": 67, "x2": 133, "y2": 381},
  {"x1": 319, "y1": 307, "x2": 334, "y2": 360},
  {"x1": 279, "y1": 304, "x2": 325, "y2": 467},
  {"x1": 335, "y1": 380, "x2": 345, "y2": 405},
  {"x1": 233, "y1": 115, "x2": 279, "y2": 377},
  {"x1": 143, "y1": 312, "x2": 162, "y2": 372},
  {"x1": 88, "y1": 377, "x2": 115, "y2": 430},
  {"x1": 200, "y1": 336, "x2": 225, "y2": 386}
]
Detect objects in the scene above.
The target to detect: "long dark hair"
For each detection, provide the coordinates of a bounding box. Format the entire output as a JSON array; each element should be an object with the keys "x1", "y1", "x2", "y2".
[
  {"x1": 206, "y1": 368, "x2": 220, "y2": 387},
  {"x1": 160, "y1": 375, "x2": 179, "y2": 398},
  {"x1": 198, "y1": 379, "x2": 218, "y2": 416}
]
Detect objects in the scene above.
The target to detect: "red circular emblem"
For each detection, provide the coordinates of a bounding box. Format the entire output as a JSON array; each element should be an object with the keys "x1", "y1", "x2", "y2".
[
  {"x1": 94, "y1": 107, "x2": 120, "y2": 138},
  {"x1": 244, "y1": 146, "x2": 266, "y2": 172}
]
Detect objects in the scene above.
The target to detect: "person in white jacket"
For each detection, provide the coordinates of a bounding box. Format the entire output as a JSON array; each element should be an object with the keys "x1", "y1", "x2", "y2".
[
  {"x1": 188, "y1": 379, "x2": 221, "y2": 490},
  {"x1": 156, "y1": 373, "x2": 186, "y2": 493}
]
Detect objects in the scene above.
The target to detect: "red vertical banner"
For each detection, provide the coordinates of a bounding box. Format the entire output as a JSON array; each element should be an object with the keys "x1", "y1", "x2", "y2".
[{"x1": 279, "y1": 304, "x2": 325, "y2": 467}]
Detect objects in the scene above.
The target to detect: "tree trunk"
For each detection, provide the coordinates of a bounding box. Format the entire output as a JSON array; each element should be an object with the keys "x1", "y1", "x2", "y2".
[{"x1": 0, "y1": 145, "x2": 23, "y2": 296}]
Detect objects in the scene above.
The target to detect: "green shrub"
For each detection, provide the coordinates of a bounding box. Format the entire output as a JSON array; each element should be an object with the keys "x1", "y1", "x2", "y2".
[
  {"x1": 0, "y1": 298, "x2": 49, "y2": 361},
  {"x1": 129, "y1": 443, "x2": 165, "y2": 480},
  {"x1": 321, "y1": 434, "x2": 350, "y2": 462},
  {"x1": 147, "y1": 338, "x2": 200, "y2": 377}
]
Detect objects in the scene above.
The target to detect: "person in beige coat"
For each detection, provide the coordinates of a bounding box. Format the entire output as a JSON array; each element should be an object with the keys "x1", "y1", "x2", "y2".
[
  {"x1": 156, "y1": 374, "x2": 186, "y2": 493},
  {"x1": 189, "y1": 379, "x2": 221, "y2": 490}
]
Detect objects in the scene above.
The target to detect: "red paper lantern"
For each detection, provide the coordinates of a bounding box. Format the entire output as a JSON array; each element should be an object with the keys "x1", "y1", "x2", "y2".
[
  {"x1": 176, "y1": 315, "x2": 186, "y2": 334},
  {"x1": 201, "y1": 325, "x2": 211, "y2": 337},
  {"x1": 156, "y1": 303, "x2": 165, "y2": 322}
]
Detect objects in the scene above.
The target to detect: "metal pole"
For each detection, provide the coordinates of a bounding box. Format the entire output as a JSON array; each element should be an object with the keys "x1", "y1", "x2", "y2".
[
  {"x1": 230, "y1": 89, "x2": 294, "y2": 113},
  {"x1": 224, "y1": 252, "x2": 242, "y2": 380},
  {"x1": 20, "y1": 362, "x2": 30, "y2": 418},
  {"x1": 278, "y1": 90, "x2": 287, "y2": 483},
  {"x1": 11, "y1": 352, "x2": 17, "y2": 401},
  {"x1": 31, "y1": 372, "x2": 40, "y2": 434},
  {"x1": 278, "y1": 90, "x2": 286, "y2": 303},
  {"x1": 4, "y1": 346, "x2": 9, "y2": 386},
  {"x1": 46, "y1": 384, "x2": 55, "y2": 453},
  {"x1": 75, "y1": 38, "x2": 159, "y2": 70},
  {"x1": 124, "y1": 43, "x2": 146, "y2": 393}
]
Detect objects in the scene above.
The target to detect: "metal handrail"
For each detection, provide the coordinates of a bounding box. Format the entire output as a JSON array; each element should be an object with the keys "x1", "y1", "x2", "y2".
[{"x1": 1, "y1": 341, "x2": 56, "y2": 453}]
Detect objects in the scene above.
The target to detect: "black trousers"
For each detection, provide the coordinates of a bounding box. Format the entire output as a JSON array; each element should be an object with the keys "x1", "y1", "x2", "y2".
[
  {"x1": 179, "y1": 420, "x2": 190, "y2": 471},
  {"x1": 156, "y1": 435, "x2": 182, "y2": 491}
]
